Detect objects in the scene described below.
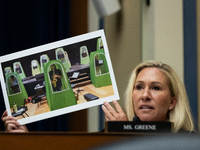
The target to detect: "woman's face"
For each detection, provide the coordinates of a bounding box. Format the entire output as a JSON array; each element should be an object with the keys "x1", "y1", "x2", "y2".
[{"x1": 132, "y1": 67, "x2": 176, "y2": 121}]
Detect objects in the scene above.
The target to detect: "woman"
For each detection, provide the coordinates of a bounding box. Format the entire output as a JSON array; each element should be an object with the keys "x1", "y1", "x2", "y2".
[{"x1": 102, "y1": 60, "x2": 195, "y2": 132}]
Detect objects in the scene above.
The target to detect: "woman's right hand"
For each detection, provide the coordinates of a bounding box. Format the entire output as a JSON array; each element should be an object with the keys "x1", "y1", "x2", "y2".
[
  {"x1": 1, "y1": 111, "x2": 28, "y2": 133},
  {"x1": 102, "y1": 100, "x2": 128, "y2": 121}
]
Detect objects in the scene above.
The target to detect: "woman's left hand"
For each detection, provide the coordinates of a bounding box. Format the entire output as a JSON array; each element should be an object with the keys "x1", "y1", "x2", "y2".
[{"x1": 102, "y1": 100, "x2": 128, "y2": 121}]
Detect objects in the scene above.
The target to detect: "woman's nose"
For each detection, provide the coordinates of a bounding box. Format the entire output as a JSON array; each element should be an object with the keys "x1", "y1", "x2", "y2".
[{"x1": 142, "y1": 88, "x2": 151, "y2": 101}]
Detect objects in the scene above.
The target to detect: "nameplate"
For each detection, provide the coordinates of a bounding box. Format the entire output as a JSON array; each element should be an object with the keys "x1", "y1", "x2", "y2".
[{"x1": 105, "y1": 121, "x2": 173, "y2": 133}]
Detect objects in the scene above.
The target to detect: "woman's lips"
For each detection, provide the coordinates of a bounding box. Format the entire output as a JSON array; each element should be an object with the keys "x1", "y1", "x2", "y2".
[{"x1": 140, "y1": 105, "x2": 154, "y2": 109}]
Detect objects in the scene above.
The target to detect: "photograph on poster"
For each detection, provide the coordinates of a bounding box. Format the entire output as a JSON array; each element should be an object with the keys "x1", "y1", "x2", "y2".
[{"x1": 0, "y1": 30, "x2": 119, "y2": 125}]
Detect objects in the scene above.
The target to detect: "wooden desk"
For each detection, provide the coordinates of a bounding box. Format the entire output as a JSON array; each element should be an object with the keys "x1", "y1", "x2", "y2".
[{"x1": 0, "y1": 132, "x2": 145, "y2": 150}]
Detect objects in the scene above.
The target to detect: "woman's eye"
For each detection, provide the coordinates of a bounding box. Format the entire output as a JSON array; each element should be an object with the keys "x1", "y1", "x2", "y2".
[
  {"x1": 152, "y1": 87, "x2": 160, "y2": 90},
  {"x1": 136, "y1": 85, "x2": 142, "y2": 90}
]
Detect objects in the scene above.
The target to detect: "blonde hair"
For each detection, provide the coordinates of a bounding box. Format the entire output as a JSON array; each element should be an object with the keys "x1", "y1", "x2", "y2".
[{"x1": 124, "y1": 60, "x2": 195, "y2": 132}]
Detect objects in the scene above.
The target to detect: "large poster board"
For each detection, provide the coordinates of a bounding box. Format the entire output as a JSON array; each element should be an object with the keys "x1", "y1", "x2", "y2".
[{"x1": 0, "y1": 30, "x2": 119, "y2": 125}]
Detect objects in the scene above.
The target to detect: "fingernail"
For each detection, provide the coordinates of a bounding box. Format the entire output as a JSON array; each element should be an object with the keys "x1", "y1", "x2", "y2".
[{"x1": 104, "y1": 101, "x2": 108, "y2": 105}]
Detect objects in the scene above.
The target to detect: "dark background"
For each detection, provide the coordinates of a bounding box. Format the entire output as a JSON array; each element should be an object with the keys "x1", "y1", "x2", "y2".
[{"x1": 0, "y1": 0, "x2": 88, "y2": 131}]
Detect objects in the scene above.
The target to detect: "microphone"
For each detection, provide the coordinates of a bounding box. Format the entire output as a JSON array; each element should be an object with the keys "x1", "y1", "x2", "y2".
[{"x1": 133, "y1": 116, "x2": 141, "y2": 122}]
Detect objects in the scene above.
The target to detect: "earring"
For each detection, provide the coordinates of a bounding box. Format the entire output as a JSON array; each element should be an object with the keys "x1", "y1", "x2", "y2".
[{"x1": 169, "y1": 107, "x2": 171, "y2": 110}]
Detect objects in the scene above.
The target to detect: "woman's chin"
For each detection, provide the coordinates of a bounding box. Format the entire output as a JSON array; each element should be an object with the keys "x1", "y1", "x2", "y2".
[{"x1": 139, "y1": 116, "x2": 153, "y2": 121}]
